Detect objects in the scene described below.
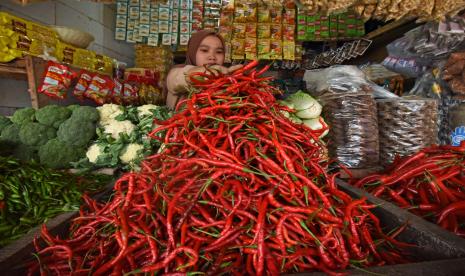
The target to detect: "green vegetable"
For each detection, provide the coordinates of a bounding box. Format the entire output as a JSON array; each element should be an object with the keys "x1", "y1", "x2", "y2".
[
  {"x1": 35, "y1": 105, "x2": 72, "y2": 128},
  {"x1": 19, "y1": 122, "x2": 57, "y2": 147},
  {"x1": 57, "y1": 117, "x2": 96, "y2": 147},
  {"x1": 11, "y1": 107, "x2": 35, "y2": 125},
  {"x1": 0, "y1": 124, "x2": 21, "y2": 146},
  {"x1": 0, "y1": 115, "x2": 12, "y2": 134},
  {"x1": 302, "y1": 117, "x2": 329, "y2": 138},
  {"x1": 295, "y1": 103, "x2": 322, "y2": 119},
  {"x1": 39, "y1": 138, "x2": 85, "y2": 169},
  {"x1": 67, "y1": 104, "x2": 80, "y2": 112},
  {"x1": 286, "y1": 91, "x2": 321, "y2": 112},
  {"x1": 0, "y1": 156, "x2": 113, "y2": 247},
  {"x1": 70, "y1": 106, "x2": 99, "y2": 122},
  {"x1": 12, "y1": 143, "x2": 38, "y2": 162},
  {"x1": 302, "y1": 117, "x2": 323, "y2": 130}
]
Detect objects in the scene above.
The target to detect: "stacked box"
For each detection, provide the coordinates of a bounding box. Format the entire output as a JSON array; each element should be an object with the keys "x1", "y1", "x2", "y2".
[{"x1": 115, "y1": 0, "x2": 193, "y2": 49}]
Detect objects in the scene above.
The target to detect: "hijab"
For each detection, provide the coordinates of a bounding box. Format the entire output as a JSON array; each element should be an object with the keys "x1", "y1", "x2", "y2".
[{"x1": 178, "y1": 30, "x2": 225, "y2": 67}]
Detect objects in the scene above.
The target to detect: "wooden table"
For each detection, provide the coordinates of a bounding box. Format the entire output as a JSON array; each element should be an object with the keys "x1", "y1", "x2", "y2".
[{"x1": 0, "y1": 56, "x2": 48, "y2": 109}]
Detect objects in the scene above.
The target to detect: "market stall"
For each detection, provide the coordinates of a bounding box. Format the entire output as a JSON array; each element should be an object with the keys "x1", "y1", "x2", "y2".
[{"x1": 2, "y1": 0, "x2": 465, "y2": 275}]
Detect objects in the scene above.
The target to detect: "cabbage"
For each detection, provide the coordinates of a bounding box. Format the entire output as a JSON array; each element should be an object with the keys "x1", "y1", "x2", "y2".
[
  {"x1": 303, "y1": 117, "x2": 329, "y2": 138},
  {"x1": 286, "y1": 91, "x2": 319, "y2": 111},
  {"x1": 295, "y1": 101, "x2": 322, "y2": 119},
  {"x1": 302, "y1": 118, "x2": 323, "y2": 130}
]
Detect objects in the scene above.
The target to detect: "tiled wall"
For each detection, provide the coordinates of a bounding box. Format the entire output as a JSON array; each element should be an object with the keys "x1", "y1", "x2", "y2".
[{"x1": 0, "y1": 0, "x2": 135, "y2": 114}]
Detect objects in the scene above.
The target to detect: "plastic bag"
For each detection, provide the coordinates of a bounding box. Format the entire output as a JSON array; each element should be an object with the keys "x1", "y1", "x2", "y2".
[
  {"x1": 84, "y1": 74, "x2": 114, "y2": 105},
  {"x1": 73, "y1": 70, "x2": 94, "y2": 101},
  {"x1": 38, "y1": 61, "x2": 76, "y2": 99},
  {"x1": 303, "y1": 65, "x2": 373, "y2": 97}
]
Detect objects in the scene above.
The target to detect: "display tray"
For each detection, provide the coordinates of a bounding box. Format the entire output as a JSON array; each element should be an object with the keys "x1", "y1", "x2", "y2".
[
  {"x1": 2, "y1": 179, "x2": 465, "y2": 275},
  {"x1": 0, "y1": 179, "x2": 116, "y2": 273}
]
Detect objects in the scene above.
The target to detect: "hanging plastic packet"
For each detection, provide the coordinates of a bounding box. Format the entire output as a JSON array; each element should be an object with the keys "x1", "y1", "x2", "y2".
[
  {"x1": 73, "y1": 70, "x2": 94, "y2": 101},
  {"x1": 84, "y1": 74, "x2": 114, "y2": 105},
  {"x1": 111, "y1": 78, "x2": 124, "y2": 105},
  {"x1": 123, "y1": 83, "x2": 139, "y2": 105},
  {"x1": 38, "y1": 61, "x2": 76, "y2": 99}
]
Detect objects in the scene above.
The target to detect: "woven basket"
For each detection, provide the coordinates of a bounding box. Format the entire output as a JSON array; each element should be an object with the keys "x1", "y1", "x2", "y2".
[
  {"x1": 52, "y1": 26, "x2": 94, "y2": 49},
  {"x1": 377, "y1": 97, "x2": 438, "y2": 166}
]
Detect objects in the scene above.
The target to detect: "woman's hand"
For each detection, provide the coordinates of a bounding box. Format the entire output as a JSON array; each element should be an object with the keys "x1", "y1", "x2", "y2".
[{"x1": 185, "y1": 64, "x2": 244, "y2": 84}]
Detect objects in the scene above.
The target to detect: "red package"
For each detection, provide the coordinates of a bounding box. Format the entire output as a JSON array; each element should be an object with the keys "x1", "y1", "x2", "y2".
[
  {"x1": 38, "y1": 61, "x2": 76, "y2": 99},
  {"x1": 110, "y1": 79, "x2": 123, "y2": 105},
  {"x1": 73, "y1": 70, "x2": 94, "y2": 100},
  {"x1": 84, "y1": 74, "x2": 114, "y2": 105},
  {"x1": 123, "y1": 83, "x2": 138, "y2": 105}
]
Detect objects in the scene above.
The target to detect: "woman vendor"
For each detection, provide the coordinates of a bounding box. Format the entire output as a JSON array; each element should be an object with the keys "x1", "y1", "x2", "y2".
[{"x1": 166, "y1": 30, "x2": 243, "y2": 109}]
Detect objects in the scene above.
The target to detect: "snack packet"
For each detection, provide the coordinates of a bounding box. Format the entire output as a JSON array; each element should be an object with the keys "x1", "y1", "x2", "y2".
[
  {"x1": 38, "y1": 61, "x2": 76, "y2": 99},
  {"x1": 85, "y1": 74, "x2": 114, "y2": 105},
  {"x1": 73, "y1": 70, "x2": 94, "y2": 101}
]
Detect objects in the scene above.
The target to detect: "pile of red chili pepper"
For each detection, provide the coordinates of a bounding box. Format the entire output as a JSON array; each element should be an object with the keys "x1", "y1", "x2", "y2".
[
  {"x1": 29, "y1": 61, "x2": 410, "y2": 276},
  {"x1": 353, "y1": 143, "x2": 465, "y2": 237}
]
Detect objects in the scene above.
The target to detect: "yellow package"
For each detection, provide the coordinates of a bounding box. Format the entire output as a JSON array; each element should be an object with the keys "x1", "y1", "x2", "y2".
[
  {"x1": 270, "y1": 40, "x2": 282, "y2": 60},
  {"x1": 245, "y1": 23, "x2": 257, "y2": 38},
  {"x1": 257, "y1": 24, "x2": 271, "y2": 39},
  {"x1": 224, "y1": 42, "x2": 232, "y2": 63},
  {"x1": 219, "y1": 25, "x2": 232, "y2": 41},
  {"x1": 245, "y1": 37, "x2": 257, "y2": 60},
  {"x1": 282, "y1": 24, "x2": 295, "y2": 41},
  {"x1": 56, "y1": 41, "x2": 77, "y2": 64},
  {"x1": 270, "y1": 24, "x2": 282, "y2": 40},
  {"x1": 283, "y1": 41, "x2": 295, "y2": 60},
  {"x1": 11, "y1": 33, "x2": 54, "y2": 57},
  {"x1": 0, "y1": 12, "x2": 57, "y2": 42},
  {"x1": 295, "y1": 43, "x2": 303, "y2": 61},
  {"x1": 231, "y1": 38, "x2": 245, "y2": 60},
  {"x1": 94, "y1": 54, "x2": 115, "y2": 75},
  {"x1": 0, "y1": 48, "x2": 22, "y2": 62},
  {"x1": 244, "y1": 37, "x2": 256, "y2": 52},
  {"x1": 234, "y1": 6, "x2": 247, "y2": 23},
  {"x1": 257, "y1": 39, "x2": 270, "y2": 60},
  {"x1": 233, "y1": 23, "x2": 246, "y2": 39},
  {"x1": 270, "y1": 5, "x2": 282, "y2": 23},
  {"x1": 258, "y1": 7, "x2": 271, "y2": 23}
]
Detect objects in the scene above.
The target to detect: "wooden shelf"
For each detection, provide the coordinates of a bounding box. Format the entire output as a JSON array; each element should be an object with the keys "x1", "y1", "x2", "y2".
[
  {"x1": 364, "y1": 17, "x2": 417, "y2": 40},
  {"x1": 0, "y1": 56, "x2": 48, "y2": 109}
]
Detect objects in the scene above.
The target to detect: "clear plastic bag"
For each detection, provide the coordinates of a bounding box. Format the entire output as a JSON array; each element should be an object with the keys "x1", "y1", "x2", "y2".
[
  {"x1": 322, "y1": 93, "x2": 379, "y2": 168},
  {"x1": 377, "y1": 97, "x2": 439, "y2": 166}
]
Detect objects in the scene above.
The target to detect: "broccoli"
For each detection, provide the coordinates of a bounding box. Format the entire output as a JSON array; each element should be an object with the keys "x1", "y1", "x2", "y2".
[
  {"x1": 35, "y1": 105, "x2": 72, "y2": 128},
  {"x1": 12, "y1": 143, "x2": 38, "y2": 162},
  {"x1": 39, "y1": 138, "x2": 85, "y2": 169},
  {"x1": 70, "y1": 106, "x2": 99, "y2": 122},
  {"x1": 11, "y1": 107, "x2": 35, "y2": 125},
  {"x1": 19, "y1": 122, "x2": 57, "y2": 147},
  {"x1": 0, "y1": 124, "x2": 21, "y2": 145},
  {"x1": 57, "y1": 117, "x2": 96, "y2": 147},
  {"x1": 67, "y1": 104, "x2": 80, "y2": 112},
  {"x1": 0, "y1": 115, "x2": 12, "y2": 133}
]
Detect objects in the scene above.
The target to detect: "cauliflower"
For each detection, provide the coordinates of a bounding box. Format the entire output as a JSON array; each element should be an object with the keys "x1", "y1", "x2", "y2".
[
  {"x1": 97, "y1": 104, "x2": 124, "y2": 126},
  {"x1": 86, "y1": 143, "x2": 104, "y2": 164},
  {"x1": 119, "y1": 143, "x2": 144, "y2": 164},
  {"x1": 103, "y1": 119, "x2": 136, "y2": 140},
  {"x1": 137, "y1": 104, "x2": 159, "y2": 118}
]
